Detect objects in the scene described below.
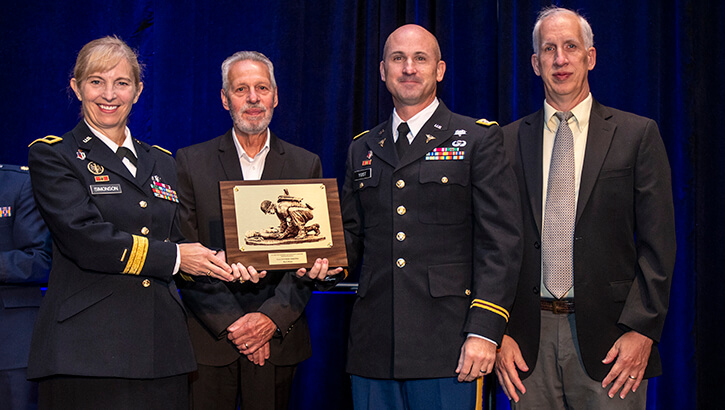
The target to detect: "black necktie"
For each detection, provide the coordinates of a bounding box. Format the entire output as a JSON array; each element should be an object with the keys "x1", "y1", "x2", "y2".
[
  {"x1": 116, "y1": 147, "x2": 138, "y2": 167},
  {"x1": 396, "y1": 122, "x2": 411, "y2": 159}
]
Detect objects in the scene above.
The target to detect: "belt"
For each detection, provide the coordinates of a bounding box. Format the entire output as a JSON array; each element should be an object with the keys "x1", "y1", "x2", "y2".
[{"x1": 540, "y1": 299, "x2": 575, "y2": 314}]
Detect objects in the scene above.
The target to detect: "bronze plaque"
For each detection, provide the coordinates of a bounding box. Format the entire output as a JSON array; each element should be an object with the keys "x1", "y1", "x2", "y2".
[{"x1": 220, "y1": 179, "x2": 348, "y2": 271}]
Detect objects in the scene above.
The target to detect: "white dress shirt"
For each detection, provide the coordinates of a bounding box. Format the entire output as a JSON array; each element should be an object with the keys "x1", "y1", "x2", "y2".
[{"x1": 232, "y1": 128, "x2": 271, "y2": 181}]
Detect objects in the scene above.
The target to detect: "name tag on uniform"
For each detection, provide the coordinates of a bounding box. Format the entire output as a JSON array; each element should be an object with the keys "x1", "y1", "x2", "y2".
[
  {"x1": 90, "y1": 184, "x2": 122, "y2": 195},
  {"x1": 354, "y1": 168, "x2": 372, "y2": 181}
]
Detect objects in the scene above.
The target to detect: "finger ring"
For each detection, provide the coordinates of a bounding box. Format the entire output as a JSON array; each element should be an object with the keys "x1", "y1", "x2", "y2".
[
  {"x1": 629, "y1": 375, "x2": 637, "y2": 380},
  {"x1": 479, "y1": 369, "x2": 486, "y2": 373},
  {"x1": 244, "y1": 343, "x2": 249, "y2": 349},
  {"x1": 206, "y1": 270, "x2": 211, "y2": 276}
]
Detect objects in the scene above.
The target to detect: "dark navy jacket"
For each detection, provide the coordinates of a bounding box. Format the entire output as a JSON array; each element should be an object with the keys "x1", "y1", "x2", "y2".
[
  {"x1": 26, "y1": 121, "x2": 196, "y2": 379},
  {"x1": 0, "y1": 164, "x2": 51, "y2": 371}
]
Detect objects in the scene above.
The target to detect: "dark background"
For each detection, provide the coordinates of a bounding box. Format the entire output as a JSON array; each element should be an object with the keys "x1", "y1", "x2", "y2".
[{"x1": 2, "y1": 1, "x2": 720, "y2": 408}]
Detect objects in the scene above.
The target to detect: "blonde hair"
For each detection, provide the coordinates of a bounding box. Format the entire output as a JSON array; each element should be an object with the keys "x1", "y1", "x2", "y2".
[{"x1": 73, "y1": 35, "x2": 142, "y2": 87}]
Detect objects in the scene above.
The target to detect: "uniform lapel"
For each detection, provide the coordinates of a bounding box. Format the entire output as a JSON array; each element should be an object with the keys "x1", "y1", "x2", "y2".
[
  {"x1": 218, "y1": 130, "x2": 244, "y2": 181},
  {"x1": 396, "y1": 102, "x2": 453, "y2": 170},
  {"x1": 366, "y1": 120, "x2": 398, "y2": 169},
  {"x1": 519, "y1": 109, "x2": 545, "y2": 234},
  {"x1": 73, "y1": 122, "x2": 139, "y2": 188},
  {"x1": 576, "y1": 100, "x2": 616, "y2": 223},
  {"x1": 133, "y1": 139, "x2": 154, "y2": 189}
]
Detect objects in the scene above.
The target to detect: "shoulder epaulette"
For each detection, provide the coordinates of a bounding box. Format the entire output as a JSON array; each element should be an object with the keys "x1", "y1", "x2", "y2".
[
  {"x1": 353, "y1": 130, "x2": 369, "y2": 140},
  {"x1": 28, "y1": 135, "x2": 63, "y2": 147},
  {"x1": 152, "y1": 145, "x2": 172, "y2": 155},
  {"x1": 0, "y1": 164, "x2": 30, "y2": 173},
  {"x1": 476, "y1": 118, "x2": 499, "y2": 127}
]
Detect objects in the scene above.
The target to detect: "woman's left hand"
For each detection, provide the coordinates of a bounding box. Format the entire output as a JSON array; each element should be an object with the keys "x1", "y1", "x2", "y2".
[{"x1": 179, "y1": 243, "x2": 234, "y2": 281}]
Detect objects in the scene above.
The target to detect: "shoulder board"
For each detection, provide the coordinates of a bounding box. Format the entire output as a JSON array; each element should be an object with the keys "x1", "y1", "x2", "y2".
[
  {"x1": 0, "y1": 164, "x2": 30, "y2": 173},
  {"x1": 152, "y1": 145, "x2": 172, "y2": 155},
  {"x1": 28, "y1": 135, "x2": 63, "y2": 147},
  {"x1": 353, "y1": 130, "x2": 369, "y2": 140},
  {"x1": 476, "y1": 118, "x2": 499, "y2": 127}
]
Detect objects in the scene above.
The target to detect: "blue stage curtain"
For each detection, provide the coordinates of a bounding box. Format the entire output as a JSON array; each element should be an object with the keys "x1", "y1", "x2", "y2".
[{"x1": 1, "y1": 1, "x2": 717, "y2": 408}]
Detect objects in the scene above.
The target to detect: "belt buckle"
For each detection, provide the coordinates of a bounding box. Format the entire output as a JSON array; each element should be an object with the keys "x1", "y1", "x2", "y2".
[{"x1": 551, "y1": 300, "x2": 564, "y2": 314}]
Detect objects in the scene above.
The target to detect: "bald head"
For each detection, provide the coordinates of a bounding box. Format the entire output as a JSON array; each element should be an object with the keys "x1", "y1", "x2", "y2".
[
  {"x1": 380, "y1": 24, "x2": 446, "y2": 118},
  {"x1": 382, "y1": 24, "x2": 442, "y2": 61}
]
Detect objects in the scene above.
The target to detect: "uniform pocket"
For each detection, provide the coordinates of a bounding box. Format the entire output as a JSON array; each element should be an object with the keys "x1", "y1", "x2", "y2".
[
  {"x1": 57, "y1": 279, "x2": 114, "y2": 322},
  {"x1": 418, "y1": 162, "x2": 470, "y2": 224},
  {"x1": 428, "y1": 263, "x2": 472, "y2": 298},
  {"x1": 353, "y1": 167, "x2": 383, "y2": 228}
]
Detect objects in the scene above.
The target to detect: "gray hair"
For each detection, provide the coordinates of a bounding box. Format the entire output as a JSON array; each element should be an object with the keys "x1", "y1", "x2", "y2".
[
  {"x1": 221, "y1": 51, "x2": 276, "y2": 93},
  {"x1": 532, "y1": 6, "x2": 594, "y2": 54}
]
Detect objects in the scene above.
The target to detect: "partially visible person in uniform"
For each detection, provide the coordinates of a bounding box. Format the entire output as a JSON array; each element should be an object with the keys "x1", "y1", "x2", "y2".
[
  {"x1": 175, "y1": 50, "x2": 342, "y2": 410},
  {"x1": 0, "y1": 163, "x2": 52, "y2": 410},
  {"x1": 26, "y1": 36, "x2": 238, "y2": 410},
  {"x1": 495, "y1": 7, "x2": 676, "y2": 409},
  {"x1": 341, "y1": 24, "x2": 522, "y2": 409}
]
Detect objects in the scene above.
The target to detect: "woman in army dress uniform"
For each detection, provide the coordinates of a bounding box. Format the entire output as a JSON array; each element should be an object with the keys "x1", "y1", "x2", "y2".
[{"x1": 26, "y1": 36, "x2": 238, "y2": 409}]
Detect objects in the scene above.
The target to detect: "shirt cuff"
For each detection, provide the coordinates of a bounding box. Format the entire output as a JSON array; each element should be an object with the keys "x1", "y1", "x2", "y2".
[
  {"x1": 173, "y1": 244, "x2": 181, "y2": 275},
  {"x1": 467, "y1": 333, "x2": 498, "y2": 347}
]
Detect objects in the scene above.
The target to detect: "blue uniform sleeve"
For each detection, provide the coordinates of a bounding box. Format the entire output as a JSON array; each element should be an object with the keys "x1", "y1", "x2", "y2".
[{"x1": 0, "y1": 171, "x2": 52, "y2": 284}]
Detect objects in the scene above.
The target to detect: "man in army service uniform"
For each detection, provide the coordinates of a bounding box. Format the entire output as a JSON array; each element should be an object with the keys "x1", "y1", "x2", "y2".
[{"x1": 341, "y1": 24, "x2": 523, "y2": 409}]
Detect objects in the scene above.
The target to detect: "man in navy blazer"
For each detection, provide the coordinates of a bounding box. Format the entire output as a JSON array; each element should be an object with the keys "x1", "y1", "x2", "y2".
[
  {"x1": 495, "y1": 7, "x2": 676, "y2": 409},
  {"x1": 0, "y1": 164, "x2": 52, "y2": 409}
]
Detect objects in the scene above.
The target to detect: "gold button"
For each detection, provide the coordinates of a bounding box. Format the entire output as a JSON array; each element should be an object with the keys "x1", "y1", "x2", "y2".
[
  {"x1": 396, "y1": 232, "x2": 406, "y2": 241},
  {"x1": 142, "y1": 279, "x2": 151, "y2": 288},
  {"x1": 465, "y1": 289, "x2": 471, "y2": 296},
  {"x1": 359, "y1": 182, "x2": 364, "y2": 188},
  {"x1": 396, "y1": 258, "x2": 406, "y2": 268},
  {"x1": 139, "y1": 200, "x2": 147, "y2": 208},
  {"x1": 397, "y1": 206, "x2": 406, "y2": 215},
  {"x1": 396, "y1": 179, "x2": 405, "y2": 189},
  {"x1": 141, "y1": 227, "x2": 149, "y2": 235},
  {"x1": 441, "y1": 176, "x2": 449, "y2": 184}
]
